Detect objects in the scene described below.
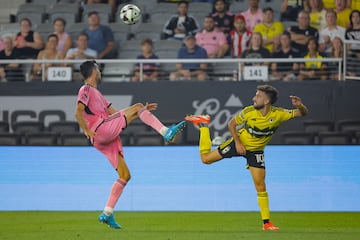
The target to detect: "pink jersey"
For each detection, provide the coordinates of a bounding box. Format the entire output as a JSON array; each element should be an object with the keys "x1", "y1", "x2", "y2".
[
  {"x1": 240, "y1": 8, "x2": 263, "y2": 31},
  {"x1": 195, "y1": 30, "x2": 227, "y2": 57},
  {"x1": 77, "y1": 84, "x2": 110, "y2": 131}
]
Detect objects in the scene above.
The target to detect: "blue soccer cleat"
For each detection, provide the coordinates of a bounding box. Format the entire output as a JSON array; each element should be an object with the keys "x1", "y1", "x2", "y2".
[
  {"x1": 98, "y1": 212, "x2": 122, "y2": 229},
  {"x1": 163, "y1": 121, "x2": 186, "y2": 142}
]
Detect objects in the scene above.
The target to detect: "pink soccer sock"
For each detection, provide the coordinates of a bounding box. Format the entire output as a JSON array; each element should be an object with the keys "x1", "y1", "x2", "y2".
[
  {"x1": 105, "y1": 179, "x2": 127, "y2": 211},
  {"x1": 138, "y1": 108, "x2": 166, "y2": 134}
]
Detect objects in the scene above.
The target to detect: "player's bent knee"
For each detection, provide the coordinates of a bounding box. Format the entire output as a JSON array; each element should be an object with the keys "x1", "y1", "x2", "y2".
[{"x1": 200, "y1": 155, "x2": 212, "y2": 164}]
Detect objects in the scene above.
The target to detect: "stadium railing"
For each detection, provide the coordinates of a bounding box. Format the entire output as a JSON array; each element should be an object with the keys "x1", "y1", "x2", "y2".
[{"x1": 0, "y1": 57, "x2": 344, "y2": 82}]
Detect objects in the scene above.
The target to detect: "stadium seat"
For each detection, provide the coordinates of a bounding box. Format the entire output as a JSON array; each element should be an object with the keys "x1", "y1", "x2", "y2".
[
  {"x1": 229, "y1": 1, "x2": 248, "y2": 13},
  {"x1": 211, "y1": 62, "x2": 239, "y2": 81},
  {"x1": 134, "y1": 23, "x2": 163, "y2": 42},
  {"x1": 281, "y1": 131, "x2": 316, "y2": 145},
  {"x1": 48, "y1": 3, "x2": 80, "y2": 25},
  {"x1": 0, "y1": 133, "x2": 22, "y2": 146},
  {"x1": 318, "y1": 132, "x2": 353, "y2": 145},
  {"x1": 337, "y1": 120, "x2": 360, "y2": 133},
  {"x1": 122, "y1": 121, "x2": 151, "y2": 136},
  {"x1": 155, "y1": 40, "x2": 182, "y2": 51},
  {"x1": 32, "y1": 0, "x2": 58, "y2": 11},
  {"x1": 303, "y1": 120, "x2": 335, "y2": 133},
  {"x1": 82, "y1": 4, "x2": 112, "y2": 23},
  {"x1": 25, "y1": 132, "x2": 58, "y2": 146},
  {"x1": 60, "y1": 133, "x2": 91, "y2": 146},
  {"x1": 12, "y1": 121, "x2": 45, "y2": 134},
  {"x1": 35, "y1": 23, "x2": 53, "y2": 42},
  {"x1": 48, "y1": 121, "x2": 80, "y2": 134},
  {"x1": 0, "y1": 122, "x2": 10, "y2": 133},
  {"x1": 150, "y1": 12, "x2": 174, "y2": 25}
]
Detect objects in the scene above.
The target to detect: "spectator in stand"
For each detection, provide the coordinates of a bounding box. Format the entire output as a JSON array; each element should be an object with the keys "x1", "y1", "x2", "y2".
[
  {"x1": 298, "y1": 37, "x2": 327, "y2": 80},
  {"x1": 13, "y1": 18, "x2": 43, "y2": 59},
  {"x1": 30, "y1": 34, "x2": 65, "y2": 81},
  {"x1": 308, "y1": 0, "x2": 327, "y2": 31},
  {"x1": 169, "y1": 35, "x2": 208, "y2": 81},
  {"x1": 240, "y1": 0, "x2": 263, "y2": 32},
  {"x1": 270, "y1": 31, "x2": 300, "y2": 81},
  {"x1": 211, "y1": 0, "x2": 234, "y2": 35},
  {"x1": 335, "y1": 0, "x2": 352, "y2": 29},
  {"x1": 227, "y1": 14, "x2": 252, "y2": 58},
  {"x1": 0, "y1": 37, "x2": 23, "y2": 82},
  {"x1": 53, "y1": 17, "x2": 72, "y2": 56},
  {"x1": 86, "y1": 0, "x2": 123, "y2": 19},
  {"x1": 241, "y1": 32, "x2": 271, "y2": 65},
  {"x1": 280, "y1": 0, "x2": 308, "y2": 22},
  {"x1": 319, "y1": 9, "x2": 345, "y2": 53},
  {"x1": 345, "y1": 10, "x2": 360, "y2": 78},
  {"x1": 345, "y1": 10, "x2": 360, "y2": 53},
  {"x1": 326, "y1": 36, "x2": 343, "y2": 80},
  {"x1": 288, "y1": 11, "x2": 319, "y2": 56},
  {"x1": 131, "y1": 38, "x2": 160, "y2": 82},
  {"x1": 82, "y1": 11, "x2": 116, "y2": 59},
  {"x1": 253, "y1": 7, "x2": 284, "y2": 53},
  {"x1": 195, "y1": 15, "x2": 229, "y2": 58},
  {"x1": 323, "y1": 0, "x2": 351, "y2": 10},
  {"x1": 0, "y1": 39, "x2": 3, "y2": 52},
  {"x1": 66, "y1": 33, "x2": 98, "y2": 81},
  {"x1": 162, "y1": 1, "x2": 201, "y2": 41}
]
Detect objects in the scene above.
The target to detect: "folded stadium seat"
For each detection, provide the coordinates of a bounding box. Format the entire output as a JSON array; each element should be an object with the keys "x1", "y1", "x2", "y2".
[
  {"x1": 24, "y1": 132, "x2": 59, "y2": 146},
  {"x1": 48, "y1": 121, "x2": 80, "y2": 134},
  {"x1": 31, "y1": 0, "x2": 58, "y2": 11},
  {"x1": 229, "y1": 1, "x2": 248, "y2": 13},
  {"x1": 82, "y1": 3, "x2": 112, "y2": 23},
  {"x1": 121, "y1": 120, "x2": 151, "y2": 136},
  {"x1": 12, "y1": 121, "x2": 45, "y2": 134},
  {"x1": 154, "y1": 40, "x2": 182, "y2": 51},
  {"x1": 0, "y1": 122, "x2": 10, "y2": 133},
  {"x1": 303, "y1": 120, "x2": 335, "y2": 133},
  {"x1": 211, "y1": 62, "x2": 239, "y2": 81},
  {"x1": 109, "y1": 22, "x2": 132, "y2": 43},
  {"x1": 337, "y1": 119, "x2": 360, "y2": 133},
  {"x1": 149, "y1": 12, "x2": 174, "y2": 25},
  {"x1": 35, "y1": 23, "x2": 53, "y2": 42},
  {"x1": 60, "y1": 133, "x2": 91, "y2": 146},
  {"x1": 155, "y1": 50, "x2": 178, "y2": 80},
  {"x1": 133, "y1": 132, "x2": 164, "y2": 146},
  {"x1": 48, "y1": 3, "x2": 80, "y2": 25},
  {"x1": 66, "y1": 23, "x2": 88, "y2": 43},
  {"x1": 281, "y1": 131, "x2": 316, "y2": 145},
  {"x1": 318, "y1": 132, "x2": 353, "y2": 145},
  {"x1": 16, "y1": 12, "x2": 45, "y2": 27},
  {"x1": 134, "y1": 23, "x2": 163, "y2": 42},
  {"x1": 0, "y1": 133, "x2": 22, "y2": 146}
]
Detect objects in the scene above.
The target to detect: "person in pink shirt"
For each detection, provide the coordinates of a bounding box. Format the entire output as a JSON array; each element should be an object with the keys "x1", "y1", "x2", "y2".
[
  {"x1": 240, "y1": 0, "x2": 263, "y2": 31},
  {"x1": 195, "y1": 16, "x2": 229, "y2": 58},
  {"x1": 75, "y1": 60, "x2": 186, "y2": 229}
]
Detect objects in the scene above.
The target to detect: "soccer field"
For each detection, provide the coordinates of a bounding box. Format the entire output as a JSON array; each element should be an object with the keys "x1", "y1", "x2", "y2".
[{"x1": 1, "y1": 211, "x2": 359, "y2": 240}]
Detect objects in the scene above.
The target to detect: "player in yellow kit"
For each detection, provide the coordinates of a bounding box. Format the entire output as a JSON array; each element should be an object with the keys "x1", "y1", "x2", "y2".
[{"x1": 185, "y1": 85, "x2": 308, "y2": 231}]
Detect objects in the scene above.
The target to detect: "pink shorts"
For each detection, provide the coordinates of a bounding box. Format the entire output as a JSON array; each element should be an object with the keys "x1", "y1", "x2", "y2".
[{"x1": 93, "y1": 111, "x2": 127, "y2": 169}]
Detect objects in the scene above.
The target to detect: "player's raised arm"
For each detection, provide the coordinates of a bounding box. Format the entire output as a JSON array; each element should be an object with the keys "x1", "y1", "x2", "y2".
[
  {"x1": 290, "y1": 95, "x2": 308, "y2": 117},
  {"x1": 75, "y1": 102, "x2": 96, "y2": 140}
]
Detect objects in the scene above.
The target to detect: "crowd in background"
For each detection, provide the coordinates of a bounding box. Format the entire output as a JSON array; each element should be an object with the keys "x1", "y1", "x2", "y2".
[{"x1": 0, "y1": 0, "x2": 359, "y2": 82}]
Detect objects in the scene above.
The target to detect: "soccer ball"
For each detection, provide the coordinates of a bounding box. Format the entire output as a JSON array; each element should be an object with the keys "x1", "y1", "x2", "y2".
[{"x1": 119, "y1": 4, "x2": 141, "y2": 25}]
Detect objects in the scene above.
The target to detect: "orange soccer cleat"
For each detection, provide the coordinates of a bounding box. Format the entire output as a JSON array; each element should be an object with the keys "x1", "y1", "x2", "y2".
[
  {"x1": 262, "y1": 221, "x2": 280, "y2": 231},
  {"x1": 184, "y1": 115, "x2": 211, "y2": 126}
]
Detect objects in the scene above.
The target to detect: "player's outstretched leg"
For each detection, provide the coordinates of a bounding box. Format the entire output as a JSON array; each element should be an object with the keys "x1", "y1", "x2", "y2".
[
  {"x1": 98, "y1": 212, "x2": 122, "y2": 229},
  {"x1": 136, "y1": 104, "x2": 186, "y2": 142}
]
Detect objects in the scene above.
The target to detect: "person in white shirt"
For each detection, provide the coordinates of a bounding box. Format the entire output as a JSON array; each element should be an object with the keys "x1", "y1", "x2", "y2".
[
  {"x1": 319, "y1": 9, "x2": 345, "y2": 54},
  {"x1": 66, "y1": 33, "x2": 97, "y2": 80}
]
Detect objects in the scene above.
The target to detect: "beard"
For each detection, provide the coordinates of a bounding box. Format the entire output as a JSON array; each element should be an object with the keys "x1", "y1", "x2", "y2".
[{"x1": 254, "y1": 103, "x2": 265, "y2": 110}]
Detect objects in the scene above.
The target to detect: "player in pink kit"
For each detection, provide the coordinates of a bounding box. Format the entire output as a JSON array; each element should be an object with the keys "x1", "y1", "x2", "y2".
[{"x1": 75, "y1": 60, "x2": 186, "y2": 229}]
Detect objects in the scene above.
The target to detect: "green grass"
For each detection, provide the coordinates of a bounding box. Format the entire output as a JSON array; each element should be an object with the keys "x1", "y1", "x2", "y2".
[{"x1": 1, "y1": 211, "x2": 359, "y2": 240}]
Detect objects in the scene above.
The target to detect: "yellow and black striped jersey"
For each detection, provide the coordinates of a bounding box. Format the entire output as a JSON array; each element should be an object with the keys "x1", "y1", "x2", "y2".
[{"x1": 234, "y1": 105, "x2": 295, "y2": 151}]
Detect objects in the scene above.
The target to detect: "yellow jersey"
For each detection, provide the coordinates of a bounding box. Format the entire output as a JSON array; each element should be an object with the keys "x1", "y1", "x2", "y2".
[
  {"x1": 352, "y1": 0, "x2": 360, "y2": 10},
  {"x1": 304, "y1": 52, "x2": 323, "y2": 69},
  {"x1": 253, "y1": 21, "x2": 284, "y2": 52},
  {"x1": 323, "y1": 0, "x2": 336, "y2": 10},
  {"x1": 337, "y1": 8, "x2": 352, "y2": 28},
  {"x1": 234, "y1": 105, "x2": 295, "y2": 151},
  {"x1": 310, "y1": 10, "x2": 327, "y2": 31}
]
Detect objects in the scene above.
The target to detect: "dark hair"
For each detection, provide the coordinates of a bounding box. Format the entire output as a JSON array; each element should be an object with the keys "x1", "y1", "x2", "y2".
[
  {"x1": 262, "y1": 7, "x2": 274, "y2": 13},
  {"x1": 20, "y1": 18, "x2": 32, "y2": 27},
  {"x1": 80, "y1": 60, "x2": 98, "y2": 80},
  {"x1": 281, "y1": 30, "x2": 291, "y2": 39},
  {"x1": 257, "y1": 85, "x2": 279, "y2": 105},
  {"x1": 53, "y1": 17, "x2": 66, "y2": 27},
  {"x1": 178, "y1": 1, "x2": 189, "y2": 7},
  {"x1": 307, "y1": 36, "x2": 319, "y2": 49},
  {"x1": 47, "y1": 33, "x2": 58, "y2": 42},
  {"x1": 349, "y1": 10, "x2": 360, "y2": 28},
  {"x1": 88, "y1": 11, "x2": 99, "y2": 17},
  {"x1": 77, "y1": 32, "x2": 89, "y2": 40},
  {"x1": 141, "y1": 38, "x2": 153, "y2": 46}
]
